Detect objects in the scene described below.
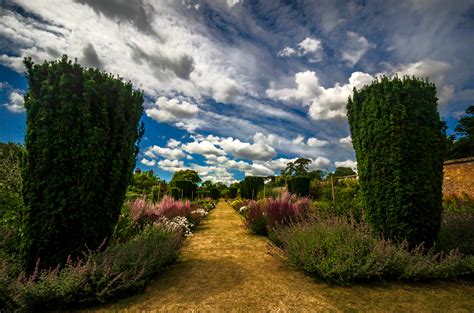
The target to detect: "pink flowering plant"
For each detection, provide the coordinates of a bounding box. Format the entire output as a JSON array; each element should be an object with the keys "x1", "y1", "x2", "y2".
[{"x1": 244, "y1": 192, "x2": 312, "y2": 235}]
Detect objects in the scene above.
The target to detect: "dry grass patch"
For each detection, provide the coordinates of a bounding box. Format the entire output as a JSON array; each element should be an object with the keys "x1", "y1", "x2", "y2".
[{"x1": 89, "y1": 201, "x2": 474, "y2": 312}]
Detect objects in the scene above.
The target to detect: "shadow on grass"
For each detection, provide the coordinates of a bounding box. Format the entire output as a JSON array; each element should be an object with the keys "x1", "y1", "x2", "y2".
[{"x1": 96, "y1": 256, "x2": 247, "y2": 309}]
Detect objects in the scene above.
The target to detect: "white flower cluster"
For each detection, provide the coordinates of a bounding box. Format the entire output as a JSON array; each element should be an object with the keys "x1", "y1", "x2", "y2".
[
  {"x1": 191, "y1": 208, "x2": 208, "y2": 217},
  {"x1": 156, "y1": 216, "x2": 194, "y2": 237},
  {"x1": 239, "y1": 206, "x2": 248, "y2": 214}
]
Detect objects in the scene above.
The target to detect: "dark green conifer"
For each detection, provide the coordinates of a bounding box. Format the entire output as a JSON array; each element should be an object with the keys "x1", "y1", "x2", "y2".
[
  {"x1": 22, "y1": 56, "x2": 144, "y2": 270},
  {"x1": 347, "y1": 76, "x2": 445, "y2": 246}
]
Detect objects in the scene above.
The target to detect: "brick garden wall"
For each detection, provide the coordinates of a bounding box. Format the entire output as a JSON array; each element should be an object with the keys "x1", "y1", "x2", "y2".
[{"x1": 443, "y1": 157, "x2": 474, "y2": 198}]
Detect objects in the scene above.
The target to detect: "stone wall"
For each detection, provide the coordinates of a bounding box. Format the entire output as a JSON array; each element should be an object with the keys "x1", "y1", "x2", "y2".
[{"x1": 443, "y1": 157, "x2": 474, "y2": 198}]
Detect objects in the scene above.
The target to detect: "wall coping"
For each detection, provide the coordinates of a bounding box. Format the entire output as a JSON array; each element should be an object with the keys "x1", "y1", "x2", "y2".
[{"x1": 444, "y1": 156, "x2": 474, "y2": 165}]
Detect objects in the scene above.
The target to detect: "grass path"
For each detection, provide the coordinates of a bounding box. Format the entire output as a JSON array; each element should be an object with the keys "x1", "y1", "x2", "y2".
[{"x1": 91, "y1": 201, "x2": 474, "y2": 312}]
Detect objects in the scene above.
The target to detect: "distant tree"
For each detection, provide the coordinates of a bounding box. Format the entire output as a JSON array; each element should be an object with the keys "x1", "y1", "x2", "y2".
[
  {"x1": 446, "y1": 105, "x2": 474, "y2": 159},
  {"x1": 348, "y1": 76, "x2": 445, "y2": 247},
  {"x1": 22, "y1": 56, "x2": 144, "y2": 271},
  {"x1": 333, "y1": 167, "x2": 356, "y2": 178},
  {"x1": 281, "y1": 158, "x2": 312, "y2": 176},
  {"x1": 129, "y1": 172, "x2": 162, "y2": 194},
  {"x1": 171, "y1": 170, "x2": 201, "y2": 184}
]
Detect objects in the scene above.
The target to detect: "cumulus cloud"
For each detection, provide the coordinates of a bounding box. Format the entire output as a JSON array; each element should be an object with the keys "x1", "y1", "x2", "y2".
[
  {"x1": 3, "y1": 91, "x2": 25, "y2": 113},
  {"x1": 307, "y1": 137, "x2": 329, "y2": 147},
  {"x1": 267, "y1": 70, "x2": 374, "y2": 120},
  {"x1": 339, "y1": 135, "x2": 352, "y2": 147},
  {"x1": 277, "y1": 47, "x2": 297, "y2": 57},
  {"x1": 157, "y1": 159, "x2": 185, "y2": 172},
  {"x1": 308, "y1": 157, "x2": 332, "y2": 170},
  {"x1": 335, "y1": 159, "x2": 357, "y2": 171},
  {"x1": 145, "y1": 145, "x2": 186, "y2": 160},
  {"x1": 182, "y1": 140, "x2": 226, "y2": 157},
  {"x1": 292, "y1": 135, "x2": 305, "y2": 145},
  {"x1": 146, "y1": 96, "x2": 199, "y2": 123},
  {"x1": 217, "y1": 137, "x2": 276, "y2": 161},
  {"x1": 278, "y1": 37, "x2": 323, "y2": 62},
  {"x1": 140, "y1": 158, "x2": 156, "y2": 166},
  {"x1": 166, "y1": 138, "x2": 182, "y2": 148},
  {"x1": 341, "y1": 32, "x2": 375, "y2": 67}
]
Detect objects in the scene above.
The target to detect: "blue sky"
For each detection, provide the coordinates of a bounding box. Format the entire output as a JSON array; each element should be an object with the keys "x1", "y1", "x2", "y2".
[{"x1": 1, "y1": 0, "x2": 473, "y2": 184}]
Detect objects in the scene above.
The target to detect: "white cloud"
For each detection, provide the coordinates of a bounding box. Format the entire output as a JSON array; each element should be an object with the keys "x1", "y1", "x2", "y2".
[
  {"x1": 2, "y1": 91, "x2": 25, "y2": 113},
  {"x1": 277, "y1": 47, "x2": 297, "y2": 57},
  {"x1": 267, "y1": 70, "x2": 374, "y2": 120},
  {"x1": 145, "y1": 145, "x2": 186, "y2": 160},
  {"x1": 339, "y1": 135, "x2": 352, "y2": 147},
  {"x1": 246, "y1": 163, "x2": 275, "y2": 176},
  {"x1": 166, "y1": 138, "x2": 181, "y2": 148},
  {"x1": 278, "y1": 37, "x2": 323, "y2": 62},
  {"x1": 140, "y1": 158, "x2": 156, "y2": 166},
  {"x1": 308, "y1": 157, "x2": 332, "y2": 171},
  {"x1": 182, "y1": 140, "x2": 226, "y2": 157},
  {"x1": 307, "y1": 137, "x2": 329, "y2": 147},
  {"x1": 252, "y1": 132, "x2": 281, "y2": 147},
  {"x1": 335, "y1": 159, "x2": 357, "y2": 171},
  {"x1": 292, "y1": 135, "x2": 305, "y2": 145},
  {"x1": 157, "y1": 159, "x2": 185, "y2": 172},
  {"x1": 266, "y1": 70, "x2": 322, "y2": 104},
  {"x1": 217, "y1": 137, "x2": 276, "y2": 160},
  {"x1": 145, "y1": 96, "x2": 198, "y2": 123},
  {"x1": 341, "y1": 32, "x2": 375, "y2": 66}
]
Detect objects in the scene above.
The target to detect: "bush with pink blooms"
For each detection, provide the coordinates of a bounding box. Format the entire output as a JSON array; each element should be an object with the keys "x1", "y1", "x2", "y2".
[
  {"x1": 240, "y1": 192, "x2": 312, "y2": 236},
  {"x1": 125, "y1": 196, "x2": 210, "y2": 237}
]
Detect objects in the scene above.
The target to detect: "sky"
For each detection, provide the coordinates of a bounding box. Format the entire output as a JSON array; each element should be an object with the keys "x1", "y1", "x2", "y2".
[{"x1": 1, "y1": 0, "x2": 474, "y2": 185}]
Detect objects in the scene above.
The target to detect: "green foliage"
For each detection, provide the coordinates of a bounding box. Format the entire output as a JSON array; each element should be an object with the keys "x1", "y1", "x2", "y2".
[
  {"x1": 128, "y1": 171, "x2": 164, "y2": 194},
  {"x1": 240, "y1": 176, "x2": 264, "y2": 200},
  {"x1": 332, "y1": 167, "x2": 356, "y2": 178},
  {"x1": 288, "y1": 176, "x2": 311, "y2": 196},
  {"x1": 446, "y1": 105, "x2": 474, "y2": 159},
  {"x1": 22, "y1": 56, "x2": 144, "y2": 271},
  {"x1": 273, "y1": 217, "x2": 474, "y2": 284},
  {"x1": 0, "y1": 143, "x2": 25, "y2": 238},
  {"x1": 309, "y1": 179, "x2": 323, "y2": 199},
  {"x1": 171, "y1": 170, "x2": 201, "y2": 184},
  {"x1": 228, "y1": 186, "x2": 238, "y2": 198},
  {"x1": 348, "y1": 76, "x2": 445, "y2": 246},
  {"x1": 436, "y1": 194, "x2": 474, "y2": 255},
  {"x1": 171, "y1": 180, "x2": 197, "y2": 200},
  {"x1": 281, "y1": 158, "x2": 312, "y2": 177},
  {"x1": 209, "y1": 187, "x2": 221, "y2": 200},
  {"x1": 2, "y1": 224, "x2": 182, "y2": 311}
]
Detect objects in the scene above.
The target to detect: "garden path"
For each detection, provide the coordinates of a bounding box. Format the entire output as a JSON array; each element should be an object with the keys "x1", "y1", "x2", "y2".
[{"x1": 92, "y1": 201, "x2": 474, "y2": 312}]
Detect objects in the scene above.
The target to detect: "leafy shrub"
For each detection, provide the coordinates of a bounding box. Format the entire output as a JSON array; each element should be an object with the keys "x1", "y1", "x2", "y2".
[
  {"x1": 288, "y1": 176, "x2": 311, "y2": 196},
  {"x1": 436, "y1": 212, "x2": 474, "y2": 255},
  {"x1": 228, "y1": 186, "x2": 238, "y2": 199},
  {"x1": 433, "y1": 194, "x2": 474, "y2": 255},
  {"x1": 348, "y1": 76, "x2": 445, "y2": 247},
  {"x1": 12, "y1": 224, "x2": 183, "y2": 311},
  {"x1": 273, "y1": 217, "x2": 473, "y2": 284},
  {"x1": 209, "y1": 187, "x2": 221, "y2": 200},
  {"x1": 22, "y1": 56, "x2": 144, "y2": 271},
  {"x1": 171, "y1": 180, "x2": 197, "y2": 200},
  {"x1": 240, "y1": 176, "x2": 264, "y2": 200}
]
